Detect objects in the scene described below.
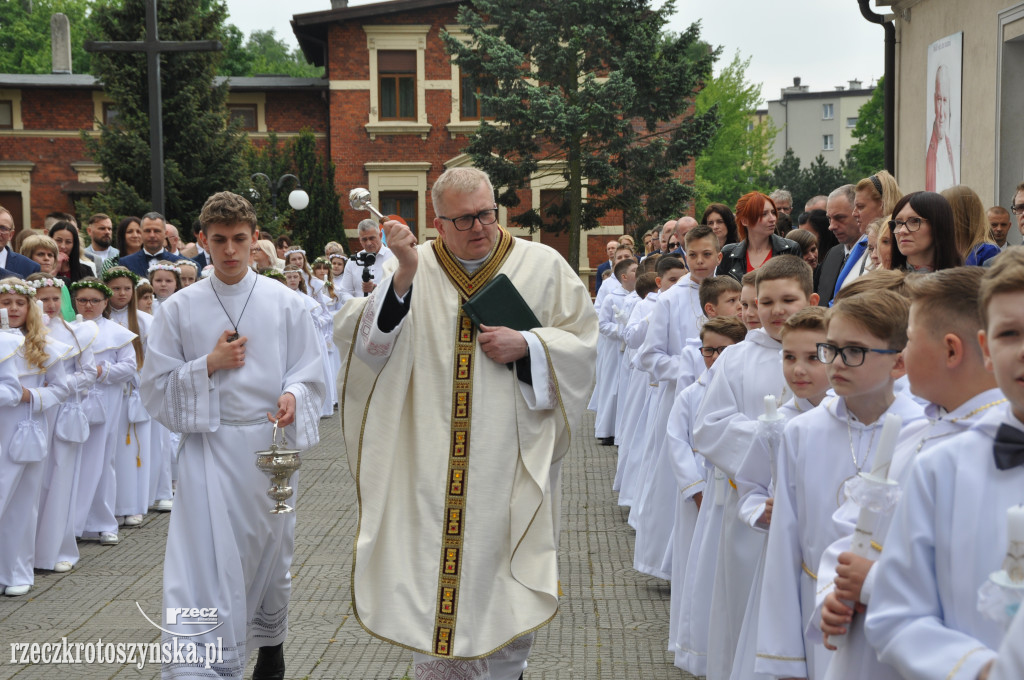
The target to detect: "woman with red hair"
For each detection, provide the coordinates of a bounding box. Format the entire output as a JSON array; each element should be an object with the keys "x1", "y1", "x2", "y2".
[{"x1": 717, "y1": 192, "x2": 802, "y2": 281}]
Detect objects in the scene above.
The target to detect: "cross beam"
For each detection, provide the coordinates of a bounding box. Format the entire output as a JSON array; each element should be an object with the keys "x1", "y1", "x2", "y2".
[{"x1": 85, "y1": 0, "x2": 222, "y2": 215}]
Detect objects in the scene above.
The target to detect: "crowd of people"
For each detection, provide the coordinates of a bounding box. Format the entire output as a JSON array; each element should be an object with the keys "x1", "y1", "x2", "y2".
[{"x1": 590, "y1": 175, "x2": 1024, "y2": 680}]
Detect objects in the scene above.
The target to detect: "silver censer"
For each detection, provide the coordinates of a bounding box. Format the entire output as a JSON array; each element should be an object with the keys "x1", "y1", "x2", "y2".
[{"x1": 255, "y1": 423, "x2": 302, "y2": 514}]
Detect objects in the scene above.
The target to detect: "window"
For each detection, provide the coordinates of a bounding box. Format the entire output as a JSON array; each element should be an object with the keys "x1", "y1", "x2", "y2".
[
  {"x1": 103, "y1": 103, "x2": 119, "y2": 127},
  {"x1": 228, "y1": 104, "x2": 258, "y2": 131},
  {"x1": 460, "y1": 74, "x2": 496, "y2": 120},
  {"x1": 745, "y1": 121, "x2": 754, "y2": 132},
  {"x1": 378, "y1": 50, "x2": 416, "y2": 121},
  {"x1": 823, "y1": 134, "x2": 835, "y2": 151},
  {"x1": 847, "y1": 116, "x2": 858, "y2": 128},
  {"x1": 0, "y1": 100, "x2": 11, "y2": 129},
  {"x1": 380, "y1": 191, "x2": 418, "y2": 232},
  {"x1": 822, "y1": 103, "x2": 834, "y2": 120}
]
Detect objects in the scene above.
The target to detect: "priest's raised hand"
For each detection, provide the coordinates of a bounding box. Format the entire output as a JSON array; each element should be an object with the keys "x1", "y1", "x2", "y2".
[
  {"x1": 382, "y1": 218, "x2": 417, "y2": 298},
  {"x1": 206, "y1": 329, "x2": 247, "y2": 375}
]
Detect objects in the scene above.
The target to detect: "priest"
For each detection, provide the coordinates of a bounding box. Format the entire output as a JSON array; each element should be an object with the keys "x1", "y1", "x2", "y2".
[
  {"x1": 141, "y1": 191, "x2": 326, "y2": 680},
  {"x1": 336, "y1": 167, "x2": 597, "y2": 679}
]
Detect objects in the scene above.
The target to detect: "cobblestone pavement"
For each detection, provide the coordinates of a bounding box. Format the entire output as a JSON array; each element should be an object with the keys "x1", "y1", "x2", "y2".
[{"x1": 0, "y1": 411, "x2": 696, "y2": 679}]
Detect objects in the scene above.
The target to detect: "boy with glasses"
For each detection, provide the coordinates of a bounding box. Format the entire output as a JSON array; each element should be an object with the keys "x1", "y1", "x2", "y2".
[{"x1": 754, "y1": 289, "x2": 926, "y2": 680}]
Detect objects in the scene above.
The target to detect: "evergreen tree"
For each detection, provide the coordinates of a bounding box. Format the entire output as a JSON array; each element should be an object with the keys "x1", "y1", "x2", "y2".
[
  {"x1": 803, "y1": 154, "x2": 846, "y2": 205},
  {"x1": 843, "y1": 77, "x2": 885, "y2": 182},
  {"x1": 82, "y1": 0, "x2": 248, "y2": 229},
  {"x1": 443, "y1": 0, "x2": 718, "y2": 271},
  {"x1": 0, "y1": 0, "x2": 96, "y2": 74},
  {"x1": 694, "y1": 51, "x2": 777, "y2": 210},
  {"x1": 769, "y1": 148, "x2": 806, "y2": 207},
  {"x1": 243, "y1": 132, "x2": 295, "y2": 236}
]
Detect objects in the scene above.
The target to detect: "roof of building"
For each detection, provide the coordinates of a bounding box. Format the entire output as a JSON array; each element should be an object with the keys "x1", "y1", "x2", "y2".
[
  {"x1": 291, "y1": 0, "x2": 461, "y2": 66},
  {"x1": 768, "y1": 87, "x2": 875, "y2": 104},
  {"x1": 0, "y1": 73, "x2": 326, "y2": 91}
]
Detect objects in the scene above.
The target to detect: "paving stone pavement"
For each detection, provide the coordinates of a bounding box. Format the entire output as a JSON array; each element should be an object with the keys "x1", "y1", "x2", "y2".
[{"x1": 0, "y1": 410, "x2": 697, "y2": 679}]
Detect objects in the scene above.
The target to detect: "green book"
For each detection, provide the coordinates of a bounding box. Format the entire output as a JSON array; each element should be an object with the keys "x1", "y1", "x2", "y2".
[{"x1": 461, "y1": 273, "x2": 540, "y2": 331}]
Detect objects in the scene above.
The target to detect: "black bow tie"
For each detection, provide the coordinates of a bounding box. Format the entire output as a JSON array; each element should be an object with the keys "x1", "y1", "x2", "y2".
[{"x1": 993, "y1": 424, "x2": 1024, "y2": 470}]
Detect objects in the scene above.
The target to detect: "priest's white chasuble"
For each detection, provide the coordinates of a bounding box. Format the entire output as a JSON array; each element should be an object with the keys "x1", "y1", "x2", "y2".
[{"x1": 336, "y1": 229, "x2": 597, "y2": 661}]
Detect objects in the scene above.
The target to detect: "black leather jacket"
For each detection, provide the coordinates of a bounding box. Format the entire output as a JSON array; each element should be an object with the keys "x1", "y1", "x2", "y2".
[{"x1": 716, "y1": 234, "x2": 802, "y2": 282}]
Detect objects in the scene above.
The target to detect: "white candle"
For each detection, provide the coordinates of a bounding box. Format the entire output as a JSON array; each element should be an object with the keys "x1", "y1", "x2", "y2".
[
  {"x1": 869, "y1": 413, "x2": 902, "y2": 479},
  {"x1": 0, "y1": 308, "x2": 7, "y2": 328},
  {"x1": 762, "y1": 394, "x2": 781, "y2": 421},
  {"x1": 76, "y1": 314, "x2": 83, "y2": 323},
  {"x1": 1009, "y1": 505, "x2": 1024, "y2": 546}
]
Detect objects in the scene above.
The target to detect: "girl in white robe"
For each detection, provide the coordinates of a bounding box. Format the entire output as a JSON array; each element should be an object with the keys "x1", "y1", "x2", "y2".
[
  {"x1": 312, "y1": 257, "x2": 341, "y2": 414},
  {"x1": 70, "y1": 278, "x2": 138, "y2": 544},
  {"x1": 108, "y1": 267, "x2": 155, "y2": 525},
  {"x1": 0, "y1": 279, "x2": 70, "y2": 594},
  {"x1": 31, "y1": 277, "x2": 98, "y2": 572},
  {"x1": 285, "y1": 266, "x2": 333, "y2": 417}
]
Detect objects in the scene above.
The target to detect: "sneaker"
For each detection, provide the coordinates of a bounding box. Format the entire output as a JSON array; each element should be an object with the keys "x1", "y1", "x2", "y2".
[
  {"x1": 124, "y1": 514, "x2": 144, "y2": 526},
  {"x1": 53, "y1": 561, "x2": 73, "y2": 573},
  {"x1": 4, "y1": 584, "x2": 30, "y2": 597},
  {"x1": 99, "y1": 532, "x2": 119, "y2": 545},
  {"x1": 154, "y1": 499, "x2": 173, "y2": 512}
]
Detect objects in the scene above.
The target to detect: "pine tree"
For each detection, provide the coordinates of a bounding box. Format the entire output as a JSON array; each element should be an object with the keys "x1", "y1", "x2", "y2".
[
  {"x1": 443, "y1": 0, "x2": 718, "y2": 271},
  {"x1": 82, "y1": 0, "x2": 248, "y2": 228}
]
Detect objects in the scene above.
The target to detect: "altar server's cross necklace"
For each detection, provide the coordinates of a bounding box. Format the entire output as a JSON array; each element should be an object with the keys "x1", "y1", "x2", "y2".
[
  {"x1": 912, "y1": 398, "x2": 1008, "y2": 454},
  {"x1": 211, "y1": 275, "x2": 258, "y2": 342}
]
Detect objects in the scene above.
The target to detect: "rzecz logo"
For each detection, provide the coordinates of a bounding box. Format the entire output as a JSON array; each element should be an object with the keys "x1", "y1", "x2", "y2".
[{"x1": 165, "y1": 608, "x2": 218, "y2": 626}]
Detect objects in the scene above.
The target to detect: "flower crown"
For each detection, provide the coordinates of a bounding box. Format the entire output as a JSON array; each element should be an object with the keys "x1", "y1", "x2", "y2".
[
  {"x1": 0, "y1": 282, "x2": 36, "y2": 297},
  {"x1": 328, "y1": 253, "x2": 346, "y2": 261},
  {"x1": 69, "y1": 280, "x2": 112, "y2": 298},
  {"x1": 312, "y1": 257, "x2": 330, "y2": 267},
  {"x1": 136, "y1": 277, "x2": 150, "y2": 288},
  {"x1": 28, "y1": 277, "x2": 65, "y2": 290},
  {"x1": 284, "y1": 248, "x2": 306, "y2": 258},
  {"x1": 261, "y1": 268, "x2": 286, "y2": 283},
  {"x1": 148, "y1": 261, "x2": 180, "y2": 275},
  {"x1": 102, "y1": 267, "x2": 140, "y2": 285}
]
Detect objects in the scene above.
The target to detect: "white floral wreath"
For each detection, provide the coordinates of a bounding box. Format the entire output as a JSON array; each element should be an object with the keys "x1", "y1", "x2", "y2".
[
  {"x1": 148, "y1": 261, "x2": 180, "y2": 274},
  {"x1": 28, "y1": 277, "x2": 65, "y2": 290},
  {"x1": 284, "y1": 248, "x2": 306, "y2": 258},
  {"x1": 328, "y1": 253, "x2": 346, "y2": 261},
  {"x1": 0, "y1": 282, "x2": 37, "y2": 297}
]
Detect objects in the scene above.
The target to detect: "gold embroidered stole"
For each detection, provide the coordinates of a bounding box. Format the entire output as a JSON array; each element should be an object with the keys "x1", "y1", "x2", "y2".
[{"x1": 429, "y1": 229, "x2": 515, "y2": 656}]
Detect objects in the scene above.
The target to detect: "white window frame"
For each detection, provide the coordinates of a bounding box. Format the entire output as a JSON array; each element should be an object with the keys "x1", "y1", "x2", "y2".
[
  {"x1": 823, "y1": 134, "x2": 835, "y2": 151},
  {"x1": 822, "y1": 103, "x2": 834, "y2": 120},
  {"x1": 846, "y1": 116, "x2": 858, "y2": 128}
]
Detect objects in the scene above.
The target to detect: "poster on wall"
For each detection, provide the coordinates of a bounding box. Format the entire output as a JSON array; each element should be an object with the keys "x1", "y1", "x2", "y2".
[{"x1": 925, "y1": 31, "x2": 963, "y2": 192}]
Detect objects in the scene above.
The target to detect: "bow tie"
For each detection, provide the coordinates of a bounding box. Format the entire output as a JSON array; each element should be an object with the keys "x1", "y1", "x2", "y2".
[{"x1": 993, "y1": 424, "x2": 1024, "y2": 470}]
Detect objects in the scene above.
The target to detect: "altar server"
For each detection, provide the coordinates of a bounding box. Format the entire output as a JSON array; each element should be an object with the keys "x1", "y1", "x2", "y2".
[
  {"x1": 142, "y1": 192, "x2": 325, "y2": 680},
  {"x1": 0, "y1": 278, "x2": 69, "y2": 595},
  {"x1": 693, "y1": 254, "x2": 817, "y2": 679},
  {"x1": 817, "y1": 267, "x2": 1005, "y2": 680},
  {"x1": 594, "y1": 257, "x2": 638, "y2": 442},
  {"x1": 864, "y1": 250, "x2": 1024, "y2": 680},
  {"x1": 755, "y1": 290, "x2": 926, "y2": 680},
  {"x1": 590, "y1": 245, "x2": 635, "y2": 443}
]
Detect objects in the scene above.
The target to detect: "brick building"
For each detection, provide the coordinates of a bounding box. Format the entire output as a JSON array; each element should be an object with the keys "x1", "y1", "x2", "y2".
[
  {"x1": 0, "y1": 73, "x2": 327, "y2": 236},
  {"x1": 292, "y1": 0, "x2": 666, "y2": 289}
]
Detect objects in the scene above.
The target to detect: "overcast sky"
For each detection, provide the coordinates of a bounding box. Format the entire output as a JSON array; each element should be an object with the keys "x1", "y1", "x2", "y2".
[{"x1": 224, "y1": 0, "x2": 886, "y2": 105}]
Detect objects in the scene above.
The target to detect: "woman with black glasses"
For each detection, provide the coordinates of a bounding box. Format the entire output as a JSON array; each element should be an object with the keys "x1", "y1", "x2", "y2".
[{"x1": 888, "y1": 191, "x2": 963, "y2": 272}]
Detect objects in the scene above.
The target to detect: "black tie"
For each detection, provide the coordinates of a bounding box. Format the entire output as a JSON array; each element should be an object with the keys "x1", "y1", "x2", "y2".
[{"x1": 993, "y1": 424, "x2": 1024, "y2": 470}]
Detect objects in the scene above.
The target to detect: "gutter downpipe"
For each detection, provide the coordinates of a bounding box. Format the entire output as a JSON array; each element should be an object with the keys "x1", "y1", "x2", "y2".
[{"x1": 859, "y1": 0, "x2": 896, "y2": 174}]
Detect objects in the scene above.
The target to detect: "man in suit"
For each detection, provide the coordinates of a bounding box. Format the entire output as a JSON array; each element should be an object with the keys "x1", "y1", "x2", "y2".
[
  {"x1": 594, "y1": 239, "x2": 620, "y2": 295},
  {"x1": 816, "y1": 185, "x2": 860, "y2": 306},
  {"x1": 117, "y1": 211, "x2": 184, "y2": 278},
  {"x1": 0, "y1": 205, "x2": 41, "y2": 279},
  {"x1": 83, "y1": 213, "x2": 119, "y2": 272},
  {"x1": 190, "y1": 220, "x2": 208, "y2": 270}
]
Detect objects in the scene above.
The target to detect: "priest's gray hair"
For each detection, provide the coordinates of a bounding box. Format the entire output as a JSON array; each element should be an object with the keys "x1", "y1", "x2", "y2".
[
  {"x1": 357, "y1": 219, "x2": 379, "y2": 234},
  {"x1": 431, "y1": 167, "x2": 494, "y2": 210}
]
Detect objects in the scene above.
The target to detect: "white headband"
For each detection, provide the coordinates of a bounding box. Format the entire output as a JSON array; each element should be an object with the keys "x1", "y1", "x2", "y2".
[
  {"x1": 148, "y1": 261, "x2": 180, "y2": 274},
  {"x1": 28, "y1": 277, "x2": 65, "y2": 290}
]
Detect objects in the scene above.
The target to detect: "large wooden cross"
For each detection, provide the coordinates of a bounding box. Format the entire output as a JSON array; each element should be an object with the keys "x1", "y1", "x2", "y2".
[{"x1": 84, "y1": 0, "x2": 221, "y2": 215}]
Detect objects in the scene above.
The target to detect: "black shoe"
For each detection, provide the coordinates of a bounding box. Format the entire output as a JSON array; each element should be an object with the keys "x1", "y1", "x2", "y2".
[
  {"x1": 252, "y1": 643, "x2": 284, "y2": 680},
  {"x1": 599, "y1": 436, "x2": 616, "y2": 446}
]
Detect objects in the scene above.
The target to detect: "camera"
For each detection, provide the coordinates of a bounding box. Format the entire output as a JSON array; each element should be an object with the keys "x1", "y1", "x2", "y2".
[{"x1": 350, "y1": 251, "x2": 376, "y2": 296}]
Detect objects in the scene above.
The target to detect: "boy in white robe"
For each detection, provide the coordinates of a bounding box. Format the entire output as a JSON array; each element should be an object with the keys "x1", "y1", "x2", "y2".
[
  {"x1": 693, "y1": 254, "x2": 818, "y2": 680},
  {"x1": 613, "y1": 274, "x2": 659, "y2": 493},
  {"x1": 755, "y1": 291, "x2": 927, "y2": 680},
  {"x1": 141, "y1": 192, "x2": 326, "y2": 680},
  {"x1": 863, "y1": 250, "x2": 1024, "y2": 680},
  {"x1": 612, "y1": 284, "x2": 641, "y2": 440},
  {"x1": 665, "y1": 315, "x2": 747, "y2": 663},
  {"x1": 633, "y1": 272, "x2": 740, "y2": 578},
  {"x1": 816, "y1": 267, "x2": 1004, "y2": 680},
  {"x1": 729, "y1": 306, "x2": 831, "y2": 680},
  {"x1": 589, "y1": 245, "x2": 634, "y2": 443},
  {"x1": 594, "y1": 258, "x2": 637, "y2": 441},
  {"x1": 617, "y1": 257, "x2": 687, "y2": 506}
]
